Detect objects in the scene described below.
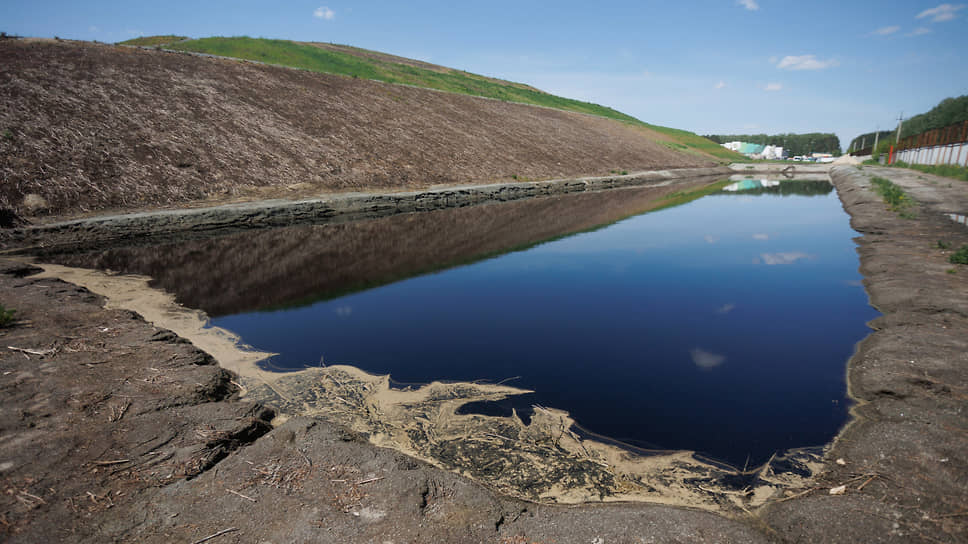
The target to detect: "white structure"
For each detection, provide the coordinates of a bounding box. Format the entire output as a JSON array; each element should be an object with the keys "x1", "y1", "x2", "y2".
[
  {"x1": 761, "y1": 145, "x2": 785, "y2": 160},
  {"x1": 720, "y1": 142, "x2": 785, "y2": 160}
]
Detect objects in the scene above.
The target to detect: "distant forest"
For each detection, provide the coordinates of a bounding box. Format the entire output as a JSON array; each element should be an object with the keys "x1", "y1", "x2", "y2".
[
  {"x1": 702, "y1": 133, "x2": 841, "y2": 156},
  {"x1": 849, "y1": 95, "x2": 968, "y2": 152}
]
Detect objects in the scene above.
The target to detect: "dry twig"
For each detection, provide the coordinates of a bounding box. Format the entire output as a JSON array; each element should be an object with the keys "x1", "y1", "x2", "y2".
[
  {"x1": 225, "y1": 488, "x2": 256, "y2": 502},
  {"x1": 192, "y1": 527, "x2": 238, "y2": 544}
]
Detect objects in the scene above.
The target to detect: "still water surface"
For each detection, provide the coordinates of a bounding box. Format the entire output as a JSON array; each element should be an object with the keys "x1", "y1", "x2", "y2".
[{"x1": 208, "y1": 178, "x2": 877, "y2": 467}]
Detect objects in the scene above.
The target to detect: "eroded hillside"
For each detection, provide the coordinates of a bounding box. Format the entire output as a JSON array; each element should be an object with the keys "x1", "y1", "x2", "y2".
[{"x1": 0, "y1": 38, "x2": 717, "y2": 220}]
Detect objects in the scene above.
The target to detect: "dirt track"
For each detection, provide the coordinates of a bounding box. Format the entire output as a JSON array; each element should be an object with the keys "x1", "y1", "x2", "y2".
[{"x1": 1, "y1": 165, "x2": 966, "y2": 542}]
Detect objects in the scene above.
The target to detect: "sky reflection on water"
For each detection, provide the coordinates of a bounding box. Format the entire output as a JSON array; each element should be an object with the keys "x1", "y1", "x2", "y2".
[{"x1": 212, "y1": 182, "x2": 878, "y2": 466}]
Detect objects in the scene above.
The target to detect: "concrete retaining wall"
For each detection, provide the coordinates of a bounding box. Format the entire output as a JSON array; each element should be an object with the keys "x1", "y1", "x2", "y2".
[{"x1": 2, "y1": 166, "x2": 732, "y2": 251}]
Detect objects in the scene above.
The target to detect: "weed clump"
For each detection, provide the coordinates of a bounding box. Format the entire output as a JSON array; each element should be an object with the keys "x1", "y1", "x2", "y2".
[
  {"x1": 870, "y1": 176, "x2": 917, "y2": 218},
  {"x1": 0, "y1": 305, "x2": 15, "y2": 328},
  {"x1": 950, "y1": 245, "x2": 968, "y2": 265}
]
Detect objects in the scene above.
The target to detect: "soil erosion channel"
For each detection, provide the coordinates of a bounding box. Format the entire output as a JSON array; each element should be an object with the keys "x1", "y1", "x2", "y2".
[{"x1": 31, "y1": 173, "x2": 876, "y2": 513}]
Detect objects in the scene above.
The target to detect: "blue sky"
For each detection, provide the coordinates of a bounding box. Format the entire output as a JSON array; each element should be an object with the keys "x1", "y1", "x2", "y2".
[{"x1": 3, "y1": 1, "x2": 967, "y2": 149}]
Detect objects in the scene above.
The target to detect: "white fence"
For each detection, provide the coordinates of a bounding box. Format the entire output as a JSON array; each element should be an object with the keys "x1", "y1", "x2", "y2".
[{"x1": 893, "y1": 142, "x2": 968, "y2": 167}]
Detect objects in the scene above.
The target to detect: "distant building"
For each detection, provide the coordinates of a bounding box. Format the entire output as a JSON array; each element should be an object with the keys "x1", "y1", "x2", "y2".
[{"x1": 722, "y1": 142, "x2": 785, "y2": 160}]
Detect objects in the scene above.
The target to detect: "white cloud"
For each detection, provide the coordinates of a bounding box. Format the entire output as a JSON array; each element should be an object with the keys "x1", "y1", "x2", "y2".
[
  {"x1": 906, "y1": 26, "x2": 933, "y2": 36},
  {"x1": 313, "y1": 6, "x2": 335, "y2": 20},
  {"x1": 88, "y1": 25, "x2": 100, "y2": 33},
  {"x1": 714, "y1": 80, "x2": 726, "y2": 89},
  {"x1": 690, "y1": 348, "x2": 726, "y2": 369},
  {"x1": 759, "y1": 251, "x2": 811, "y2": 265},
  {"x1": 334, "y1": 305, "x2": 352, "y2": 317},
  {"x1": 752, "y1": 233, "x2": 769, "y2": 240},
  {"x1": 776, "y1": 55, "x2": 839, "y2": 70},
  {"x1": 737, "y1": 0, "x2": 759, "y2": 11},
  {"x1": 916, "y1": 3, "x2": 965, "y2": 22},
  {"x1": 871, "y1": 25, "x2": 900, "y2": 35},
  {"x1": 715, "y1": 303, "x2": 736, "y2": 314},
  {"x1": 764, "y1": 82, "x2": 783, "y2": 92},
  {"x1": 704, "y1": 235, "x2": 719, "y2": 244}
]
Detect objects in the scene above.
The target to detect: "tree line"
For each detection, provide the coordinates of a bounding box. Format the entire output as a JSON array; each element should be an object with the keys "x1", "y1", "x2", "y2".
[
  {"x1": 703, "y1": 133, "x2": 842, "y2": 156},
  {"x1": 849, "y1": 95, "x2": 968, "y2": 152}
]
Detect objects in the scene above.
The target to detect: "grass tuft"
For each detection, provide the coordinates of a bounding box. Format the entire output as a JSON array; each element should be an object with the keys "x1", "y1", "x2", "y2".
[
  {"x1": 0, "y1": 304, "x2": 15, "y2": 328},
  {"x1": 891, "y1": 161, "x2": 968, "y2": 182},
  {"x1": 870, "y1": 176, "x2": 917, "y2": 218}
]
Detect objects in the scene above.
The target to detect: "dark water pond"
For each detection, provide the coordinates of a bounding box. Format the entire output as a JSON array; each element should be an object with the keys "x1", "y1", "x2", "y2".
[
  {"x1": 41, "y1": 177, "x2": 877, "y2": 468},
  {"x1": 206, "y1": 178, "x2": 876, "y2": 467}
]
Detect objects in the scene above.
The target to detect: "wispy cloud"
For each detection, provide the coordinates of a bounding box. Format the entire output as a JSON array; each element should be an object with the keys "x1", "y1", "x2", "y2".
[
  {"x1": 313, "y1": 6, "x2": 335, "y2": 20},
  {"x1": 752, "y1": 233, "x2": 769, "y2": 240},
  {"x1": 764, "y1": 82, "x2": 783, "y2": 92},
  {"x1": 690, "y1": 348, "x2": 726, "y2": 369},
  {"x1": 776, "y1": 55, "x2": 839, "y2": 70},
  {"x1": 870, "y1": 25, "x2": 900, "y2": 35},
  {"x1": 715, "y1": 303, "x2": 736, "y2": 314},
  {"x1": 704, "y1": 234, "x2": 720, "y2": 244},
  {"x1": 714, "y1": 80, "x2": 726, "y2": 89},
  {"x1": 906, "y1": 26, "x2": 933, "y2": 36},
  {"x1": 737, "y1": 0, "x2": 759, "y2": 11},
  {"x1": 916, "y1": 3, "x2": 965, "y2": 22},
  {"x1": 88, "y1": 25, "x2": 100, "y2": 33}
]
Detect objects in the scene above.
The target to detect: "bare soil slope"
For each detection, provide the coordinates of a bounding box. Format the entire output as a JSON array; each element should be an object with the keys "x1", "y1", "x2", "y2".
[{"x1": 0, "y1": 38, "x2": 713, "y2": 220}]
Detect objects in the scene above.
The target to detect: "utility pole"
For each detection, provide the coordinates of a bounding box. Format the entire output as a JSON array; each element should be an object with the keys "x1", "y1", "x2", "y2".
[
  {"x1": 896, "y1": 113, "x2": 904, "y2": 144},
  {"x1": 873, "y1": 125, "x2": 880, "y2": 154}
]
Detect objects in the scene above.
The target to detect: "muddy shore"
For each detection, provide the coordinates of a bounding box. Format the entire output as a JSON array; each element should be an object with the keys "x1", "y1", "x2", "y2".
[{"x1": 1, "y1": 165, "x2": 966, "y2": 542}]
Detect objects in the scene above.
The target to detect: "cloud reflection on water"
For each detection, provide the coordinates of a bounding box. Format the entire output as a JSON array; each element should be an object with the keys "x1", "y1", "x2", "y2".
[
  {"x1": 689, "y1": 348, "x2": 726, "y2": 369},
  {"x1": 758, "y1": 251, "x2": 812, "y2": 265}
]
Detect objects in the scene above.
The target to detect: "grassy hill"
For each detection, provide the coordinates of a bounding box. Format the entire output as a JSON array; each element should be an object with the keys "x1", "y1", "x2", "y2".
[{"x1": 120, "y1": 36, "x2": 741, "y2": 161}]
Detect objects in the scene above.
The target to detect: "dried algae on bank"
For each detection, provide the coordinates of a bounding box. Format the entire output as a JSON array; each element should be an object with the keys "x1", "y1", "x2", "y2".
[{"x1": 28, "y1": 260, "x2": 827, "y2": 515}]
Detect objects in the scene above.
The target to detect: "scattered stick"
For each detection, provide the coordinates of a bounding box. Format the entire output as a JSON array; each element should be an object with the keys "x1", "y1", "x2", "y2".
[
  {"x1": 7, "y1": 346, "x2": 56, "y2": 357},
  {"x1": 775, "y1": 486, "x2": 821, "y2": 503},
  {"x1": 92, "y1": 459, "x2": 131, "y2": 466},
  {"x1": 354, "y1": 476, "x2": 384, "y2": 486},
  {"x1": 857, "y1": 474, "x2": 879, "y2": 491},
  {"x1": 225, "y1": 488, "x2": 256, "y2": 502},
  {"x1": 109, "y1": 402, "x2": 131, "y2": 422},
  {"x1": 936, "y1": 510, "x2": 968, "y2": 519},
  {"x1": 298, "y1": 449, "x2": 312, "y2": 467},
  {"x1": 192, "y1": 527, "x2": 238, "y2": 544}
]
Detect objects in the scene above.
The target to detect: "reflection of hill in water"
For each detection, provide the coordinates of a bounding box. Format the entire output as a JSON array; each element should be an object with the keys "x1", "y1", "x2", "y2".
[
  {"x1": 42, "y1": 177, "x2": 724, "y2": 317},
  {"x1": 721, "y1": 179, "x2": 833, "y2": 197}
]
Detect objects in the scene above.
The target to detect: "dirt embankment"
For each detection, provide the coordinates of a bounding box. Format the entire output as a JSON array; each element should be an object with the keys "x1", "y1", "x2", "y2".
[{"x1": 0, "y1": 38, "x2": 715, "y2": 221}]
